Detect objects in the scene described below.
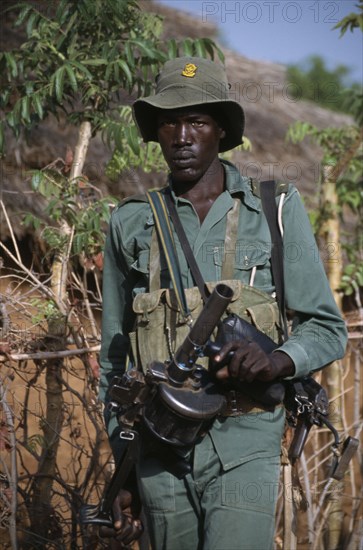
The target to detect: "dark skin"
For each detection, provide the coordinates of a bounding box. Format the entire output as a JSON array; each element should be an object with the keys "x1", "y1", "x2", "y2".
[
  {"x1": 99, "y1": 489, "x2": 143, "y2": 548},
  {"x1": 156, "y1": 107, "x2": 226, "y2": 223},
  {"x1": 104, "y1": 106, "x2": 294, "y2": 544}
]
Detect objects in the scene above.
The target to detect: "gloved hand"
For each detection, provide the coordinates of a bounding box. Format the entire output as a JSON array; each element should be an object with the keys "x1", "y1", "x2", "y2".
[
  {"x1": 212, "y1": 340, "x2": 295, "y2": 383},
  {"x1": 99, "y1": 488, "x2": 143, "y2": 549}
]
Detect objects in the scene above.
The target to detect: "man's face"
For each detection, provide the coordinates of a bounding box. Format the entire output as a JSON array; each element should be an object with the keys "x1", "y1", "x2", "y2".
[{"x1": 156, "y1": 107, "x2": 226, "y2": 184}]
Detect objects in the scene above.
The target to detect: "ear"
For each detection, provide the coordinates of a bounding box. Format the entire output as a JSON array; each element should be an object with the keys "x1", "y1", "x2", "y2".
[{"x1": 220, "y1": 128, "x2": 226, "y2": 139}]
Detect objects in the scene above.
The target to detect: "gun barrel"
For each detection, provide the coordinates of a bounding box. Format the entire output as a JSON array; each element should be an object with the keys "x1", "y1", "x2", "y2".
[{"x1": 168, "y1": 283, "x2": 233, "y2": 384}]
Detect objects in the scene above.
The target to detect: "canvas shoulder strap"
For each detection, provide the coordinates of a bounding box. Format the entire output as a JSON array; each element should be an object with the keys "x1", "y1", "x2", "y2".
[
  {"x1": 146, "y1": 190, "x2": 192, "y2": 323},
  {"x1": 259, "y1": 180, "x2": 288, "y2": 340}
]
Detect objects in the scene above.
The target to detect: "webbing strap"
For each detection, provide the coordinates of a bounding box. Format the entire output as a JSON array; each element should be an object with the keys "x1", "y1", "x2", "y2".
[
  {"x1": 164, "y1": 191, "x2": 209, "y2": 303},
  {"x1": 146, "y1": 190, "x2": 191, "y2": 321},
  {"x1": 149, "y1": 193, "x2": 241, "y2": 296},
  {"x1": 259, "y1": 181, "x2": 289, "y2": 340},
  {"x1": 149, "y1": 227, "x2": 161, "y2": 293},
  {"x1": 221, "y1": 198, "x2": 240, "y2": 280},
  {"x1": 165, "y1": 192, "x2": 241, "y2": 303}
]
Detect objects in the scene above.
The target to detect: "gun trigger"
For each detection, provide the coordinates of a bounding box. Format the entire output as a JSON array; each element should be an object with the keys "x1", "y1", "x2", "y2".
[
  {"x1": 330, "y1": 436, "x2": 359, "y2": 480},
  {"x1": 293, "y1": 382, "x2": 312, "y2": 414}
]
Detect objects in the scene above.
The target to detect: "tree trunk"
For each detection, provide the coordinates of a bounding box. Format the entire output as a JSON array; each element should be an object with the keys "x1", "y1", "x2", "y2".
[
  {"x1": 27, "y1": 121, "x2": 92, "y2": 548},
  {"x1": 319, "y1": 166, "x2": 344, "y2": 550}
]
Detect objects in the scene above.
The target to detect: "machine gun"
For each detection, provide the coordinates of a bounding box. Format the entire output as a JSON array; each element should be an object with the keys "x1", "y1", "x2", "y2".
[
  {"x1": 80, "y1": 283, "x2": 233, "y2": 528},
  {"x1": 110, "y1": 283, "x2": 234, "y2": 447}
]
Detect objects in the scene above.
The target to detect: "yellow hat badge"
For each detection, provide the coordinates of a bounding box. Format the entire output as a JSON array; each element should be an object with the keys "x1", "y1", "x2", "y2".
[{"x1": 181, "y1": 63, "x2": 197, "y2": 78}]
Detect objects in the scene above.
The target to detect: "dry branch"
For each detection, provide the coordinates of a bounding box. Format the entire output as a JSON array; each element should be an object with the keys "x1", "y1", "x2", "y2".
[{"x1": 0, "y1": 345, "x2": 100, "y2": 362}]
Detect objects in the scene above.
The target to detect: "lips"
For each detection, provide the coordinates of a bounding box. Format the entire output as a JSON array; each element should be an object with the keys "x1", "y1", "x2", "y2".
[{"x1": 171, "y1": 151, "x2": 195, "y2": 168}]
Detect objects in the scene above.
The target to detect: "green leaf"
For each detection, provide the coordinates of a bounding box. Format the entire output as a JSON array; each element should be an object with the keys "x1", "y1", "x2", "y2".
[
  {"x1": 44, "y1": 198, "x2": 60, "y2": 215},
  {"x1": 6, "y1": 110, "x2": 16, "y2": 129},
  {"x1": 26, "y1": 12, "x2": 39, "y2": 37},
  {"x1": 105, "y1": 62, "x2": 113, "y2": 81},
  {"x1": 23, "y1": 212, "x2": 41, "y2": 230},
  {"x1": 55, "y1": 66, "x2": 66, "y2": 102},
  {"x1": 117, "y1": 59, "x2": 133, "y2": 86},
  {"x1": 31, "y1": 170, "x2": 44, "y2": 191},
  {"x1": 21, "y1": 96, "x2": 31, "y2": 123},
  {"x1": 4, "y1": 52, "x2": 18, "y2": 78},
  {"x1": 32, "y1": 94, "x2": 44, "y2": 119},
  {"x1": 82, "y1": 58, "x2": 108, "y2": 66},
  {"x1": 113, "y1": 61, "x2": 120, "y2": 81},
  {"x1": 194, "y1": 39, "x2": 206, "y2": 59},
  {"x1": 181, "y1": 38, "x2": 194, "y2": 57},
  {"x1": 125, "y1": 125, "x2": 140, "y2": 156},
  {"x1": 201, "y1": 37, "x2": 218, "y2": 60},
  {"x1": 125, "y1": 42, "x2": 135, "y2": 68},
  {"x1": 14, "y1": 4, "x2": 33, "y2": 27},
  {"x1": 167, "y1": 38, "x2": 178, "y2": 59},
  {"x1": 131, "y1": 39, "x2": 157, "y2": 59},
  {"x1": 345, "y1": 264, "x2": 356, "y2": 276},
  {"x1": 61, "y1": 10, "x2": 78, "y2": 39},
  {"x1": 69, "y1": 60, "x2": 93, "y2": 80},
  {"x1": 65, "y1": 63, "x2": 78, "y2": 92}
]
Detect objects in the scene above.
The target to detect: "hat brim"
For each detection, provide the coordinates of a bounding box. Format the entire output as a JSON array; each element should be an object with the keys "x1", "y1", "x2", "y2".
[{"x1": 133, "y1": 89, "x2": 244, "y2": 153}]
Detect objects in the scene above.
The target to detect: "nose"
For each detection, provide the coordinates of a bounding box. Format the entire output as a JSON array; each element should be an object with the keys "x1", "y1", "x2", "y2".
[{"x1": 172, "y1": 122, "x2": 191, "y2": 146}]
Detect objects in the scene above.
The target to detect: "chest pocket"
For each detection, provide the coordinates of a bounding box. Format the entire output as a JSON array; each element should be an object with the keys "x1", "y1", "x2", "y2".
[
  {"x1": 131, "y1": 241, "x2": 169, "y2": 295},
  {"x1": 234, "y1": 245, "x2": 272, "y2": 289}
]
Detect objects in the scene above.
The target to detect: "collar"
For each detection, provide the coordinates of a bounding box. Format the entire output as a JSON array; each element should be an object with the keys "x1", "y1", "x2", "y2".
[
  {"x1": 165, "y1": 160, "x2": 260, "y2": 212},
  {"x1": 221, "y1": 159, "x2": 260, "y2": 212}
]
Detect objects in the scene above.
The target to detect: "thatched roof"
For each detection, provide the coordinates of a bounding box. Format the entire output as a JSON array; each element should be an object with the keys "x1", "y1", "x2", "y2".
[{"x1": 0, "y1": 0, "x2": 354, "y2": 240}]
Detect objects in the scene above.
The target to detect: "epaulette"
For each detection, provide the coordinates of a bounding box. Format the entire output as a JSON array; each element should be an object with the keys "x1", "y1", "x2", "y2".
[
  {"x1": 119, "y1": 193, "x2": 148, "y2": 206},
  {"x1": 118, "y1": 185, "x2": 169, "y2": 207},
  {"x1": 251, "y1": 179, "x2": 290, "y2": 198}
]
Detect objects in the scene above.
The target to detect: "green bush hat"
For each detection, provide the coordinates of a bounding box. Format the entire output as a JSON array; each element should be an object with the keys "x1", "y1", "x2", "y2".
[{"x1": 132, "y1": 56, "x2": 245, "y2": 152}]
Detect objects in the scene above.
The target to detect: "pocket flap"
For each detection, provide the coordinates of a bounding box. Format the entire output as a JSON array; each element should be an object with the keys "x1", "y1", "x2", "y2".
[
  {"x1": 165, "y1": 286, "x2": 202, "y2": 312},
  {"x1": 133, "y1": 289, "x2": 165, "y2": 314},
  {"x1": 130, "y1": 249, "x2": 149, "y2": 274},
  {"x1": 235, "y1": 246, "x2": 270, "y2": 270},
  {"x1": 246, "y1": 302, "x2": 279, "y2": 334}
]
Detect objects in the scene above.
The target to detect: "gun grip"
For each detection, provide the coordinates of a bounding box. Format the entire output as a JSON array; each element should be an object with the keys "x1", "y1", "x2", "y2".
[
  {"x1": 288, "y1": 417, "x2": 312, "y2": 462},
  {"x1": 331, "y1": 436, "x2": 359, "y2": 480}
]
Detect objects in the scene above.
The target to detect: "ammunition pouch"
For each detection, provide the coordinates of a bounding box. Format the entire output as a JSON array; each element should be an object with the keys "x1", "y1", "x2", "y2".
[{"x1": 129, "y1": 279, "x2": 282, "y2": 375}]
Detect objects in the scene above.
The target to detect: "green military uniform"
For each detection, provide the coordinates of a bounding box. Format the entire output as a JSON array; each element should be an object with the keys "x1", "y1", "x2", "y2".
[{"x1": 100, "y1": 159, "x2": 347, "y2": 550}]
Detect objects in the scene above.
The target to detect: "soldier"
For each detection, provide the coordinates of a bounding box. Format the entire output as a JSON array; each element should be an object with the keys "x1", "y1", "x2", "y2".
[{"x1": 99, "y1": 56, "x2": 347, "y2": 549}]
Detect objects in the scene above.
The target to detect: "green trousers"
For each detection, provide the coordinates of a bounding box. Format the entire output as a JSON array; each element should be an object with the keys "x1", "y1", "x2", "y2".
[{"x1": 138, "y1": 423, "x2": 282, "y2": 550}]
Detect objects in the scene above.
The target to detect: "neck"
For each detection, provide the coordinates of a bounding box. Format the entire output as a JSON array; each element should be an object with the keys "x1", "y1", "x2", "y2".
[
  {"x1": 172, "y1": 158, "x2": 225, "y2": 204},
  {"x1": 171, "y1": 159, "x2": 225, "y2": 224}
]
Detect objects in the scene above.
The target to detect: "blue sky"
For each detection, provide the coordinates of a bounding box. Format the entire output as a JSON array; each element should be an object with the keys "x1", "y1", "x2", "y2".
[{"x1": 156, "y1": 0, "x2": 363, "y2": 84}]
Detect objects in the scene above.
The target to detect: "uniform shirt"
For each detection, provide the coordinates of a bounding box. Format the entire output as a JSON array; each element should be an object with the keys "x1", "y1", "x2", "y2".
[{"x1": 100, "y1": 160, "x2": 348, "y2": 450}]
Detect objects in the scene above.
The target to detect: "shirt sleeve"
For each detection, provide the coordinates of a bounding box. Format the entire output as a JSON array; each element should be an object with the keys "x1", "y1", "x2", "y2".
[
  {"x1": 99, "y1": 208, "x2": 135, "y2": 437},
  {"x1": 277, "y1": 187, "x2": 348, "y2": 379}
]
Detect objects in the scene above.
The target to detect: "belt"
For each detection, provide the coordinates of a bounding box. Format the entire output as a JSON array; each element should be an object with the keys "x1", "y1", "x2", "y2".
[{"x1": 220, "y1": 390, "x2": 281, "y2": 417}]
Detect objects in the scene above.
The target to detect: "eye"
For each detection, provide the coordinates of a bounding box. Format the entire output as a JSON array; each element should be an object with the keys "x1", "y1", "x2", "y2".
[
  {"x1": 160, "y1": 120, "x2": 175, "y2": 126},
  {"x1": 191, "y1": 119, "x2": 205, "y2": 127},
  {"x1": 159, "y1": 119, "x2": 176, "y2": 128}
]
